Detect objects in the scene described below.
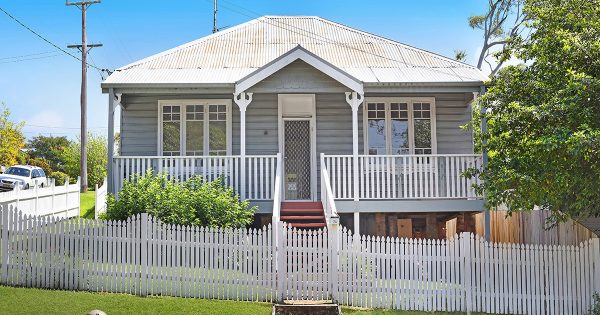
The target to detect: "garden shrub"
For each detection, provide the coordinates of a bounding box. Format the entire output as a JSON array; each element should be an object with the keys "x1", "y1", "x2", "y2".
[
  {"x1": 104, "y1": 171, "x2": 256, "y2": 228},
  {"x1": 48, "y1": 171, "x2": 71, "y2": 186},
  {"x1": 590, "y1": 293, "x2": 600, "y2": 315}
]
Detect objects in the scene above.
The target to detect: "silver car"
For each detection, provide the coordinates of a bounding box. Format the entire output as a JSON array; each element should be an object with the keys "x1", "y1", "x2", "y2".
[{"x1": 0, "y1": 165, "x2": 47, "y2": 191}]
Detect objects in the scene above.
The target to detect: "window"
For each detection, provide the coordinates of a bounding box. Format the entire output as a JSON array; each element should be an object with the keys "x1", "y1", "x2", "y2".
[
  {"x1": 159, "y1": 100, "x2": 231, "y2": 156},
  {"x1": 364, "y1": 98, "x2": 436, "y2": 155}
]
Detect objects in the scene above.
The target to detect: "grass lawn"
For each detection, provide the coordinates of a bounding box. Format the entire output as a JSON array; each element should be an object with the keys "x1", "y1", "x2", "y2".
[
  {"x1": 0, "y1": 286, "x2": 490, "y2": 315},
  {"x1": 80, "y1": 191, "x2": 95, "y2": 219}
]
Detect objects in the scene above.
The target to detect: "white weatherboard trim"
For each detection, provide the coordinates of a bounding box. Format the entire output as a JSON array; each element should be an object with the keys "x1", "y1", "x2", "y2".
[
  {"x1": 157, "y1": 99, "x2": 232, "y2": 156},
  {"x1": 278, "y1": 94, "x2": 317, "y2": 201},
  {"x1": 236, "y1": 46, "x2": 364, "y2": 95},
  {"x1": 363, "y1": 97, "x2": 437, "y2": 155}
]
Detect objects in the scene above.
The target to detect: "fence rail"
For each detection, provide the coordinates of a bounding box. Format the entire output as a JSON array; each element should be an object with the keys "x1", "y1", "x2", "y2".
[
  {"x1": 1, "y1": 207, "x2": 599, "y2": 314},
  {"x1": 113, "y1": 155, "x2": 278, "y2": 200},
  {"x1": 0, "y1": 178, "x2": 80, "y2": 218},
  {"x1": 322, "y1": 154, "x2": 483, "y2": 200}
]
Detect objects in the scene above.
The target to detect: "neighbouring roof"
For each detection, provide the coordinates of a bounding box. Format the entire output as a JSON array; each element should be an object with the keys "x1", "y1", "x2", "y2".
[{"x1": 102, "y1": 16, "x2": 488, "y2": 88}]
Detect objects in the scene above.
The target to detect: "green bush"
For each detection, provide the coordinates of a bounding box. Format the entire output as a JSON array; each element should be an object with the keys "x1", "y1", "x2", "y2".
[
  {"x1": 104, "y1": 171, "x2": 256, "y2": 228},
  {"x1": 48, "y1": 171, "x2": 74, "y2": 186},
  {"x1": 590, "y1": 293, "x2": 600, "y2": 315}
]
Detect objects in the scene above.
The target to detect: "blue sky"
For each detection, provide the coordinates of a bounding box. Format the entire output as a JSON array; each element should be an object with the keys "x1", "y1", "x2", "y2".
[{"x1": 0, "y1": 0, "x2": 487, "y2": 139}]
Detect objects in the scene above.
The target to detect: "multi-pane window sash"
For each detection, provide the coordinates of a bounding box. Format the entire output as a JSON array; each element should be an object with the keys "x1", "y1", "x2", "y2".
[
  {"x1": 365, "y1": 99, "x2": 435, "y2": 155},
  {"x1": 160, "y1": 102, "x2": 230, "y2": 156}
]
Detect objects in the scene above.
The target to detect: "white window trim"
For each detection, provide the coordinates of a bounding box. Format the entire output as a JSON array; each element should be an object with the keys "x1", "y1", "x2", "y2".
[
  {"x1": 362, "y1": 97, "x2": 437, "y2": 155},
  {"x1": 157, "y1": 99, "x2": 232, "y2": 156}
]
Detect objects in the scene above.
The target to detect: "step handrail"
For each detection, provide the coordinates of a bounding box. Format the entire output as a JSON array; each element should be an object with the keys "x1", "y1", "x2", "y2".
[{"x1": 320, "y1": 154, "x2": 339, "y2": 226}]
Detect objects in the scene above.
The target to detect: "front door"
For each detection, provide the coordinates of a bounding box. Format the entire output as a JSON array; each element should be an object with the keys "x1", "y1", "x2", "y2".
[{"x1": 284, "y1": 120, "x2": 312, "y2": 200}]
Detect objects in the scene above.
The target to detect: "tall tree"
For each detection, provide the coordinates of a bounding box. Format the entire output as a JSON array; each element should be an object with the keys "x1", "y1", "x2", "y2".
[
  {"x1": 27, "y1": 135, "x2": 70, "y2": 171},
  {"x1": 469, "y1": 0, "x2": 528, "y2": 74},
  {"x1": 60, "y1": 133, "x2": 108, "y2": 189},
  {"x1": 472, "y1": 0, "x2": 600, "y2": 225},
  {"x1": 0, "y1": 103, "x2": 25, "y2": 166}
]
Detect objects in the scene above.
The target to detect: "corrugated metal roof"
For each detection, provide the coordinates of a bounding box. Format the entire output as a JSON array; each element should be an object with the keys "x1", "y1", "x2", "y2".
[{"x1": 103, "y1": 16, "x2": 488, "y2": 86}]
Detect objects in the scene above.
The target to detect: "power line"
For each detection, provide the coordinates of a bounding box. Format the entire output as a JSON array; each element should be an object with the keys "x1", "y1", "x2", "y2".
[
  {"x1": 0, "y1": 6, "x2": 111, "y2": 73},
  {"x1": 23, "y1": 124, "x2": 106, "y2": 130},
  {"x1": 0, "y1": 53, "x2": 61, "y2": 64},
  {"x1": 0, "y1": 51, "x2": 55, "y2": 60}
]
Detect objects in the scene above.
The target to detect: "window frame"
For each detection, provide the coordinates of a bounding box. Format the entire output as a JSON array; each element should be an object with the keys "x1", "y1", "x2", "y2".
[
  {"x1": 362, "y1": 97, "x2": 437, "y2": 155},
  {"x1": 157, "y1": 99, "x2": 232, "y2": 156}
]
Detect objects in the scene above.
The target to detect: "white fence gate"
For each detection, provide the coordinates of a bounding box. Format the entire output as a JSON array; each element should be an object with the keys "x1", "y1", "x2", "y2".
[
  {"x1": 0, "y1": 207, "x2": 599, "y2": 315},
  {"x1": 0, "y1": 178, "x2": 80, "y2": 218}
]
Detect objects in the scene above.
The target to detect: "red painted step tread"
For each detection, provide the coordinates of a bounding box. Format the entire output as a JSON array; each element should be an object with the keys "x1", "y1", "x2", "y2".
[
  {"x1": 280, "y1": 215, "x2": 325, "y2": 220},
  {"x1": 289, "y1": 223, "x2": 327, "y2": 228},
  {"x1": 281, "y1": 202, "x2": 323, "y2": 210},
  {"x1": 280, "y1": 209, "x2": 323, "y2": 213}
]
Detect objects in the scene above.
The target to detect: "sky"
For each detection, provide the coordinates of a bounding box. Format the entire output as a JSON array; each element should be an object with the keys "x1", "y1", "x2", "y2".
[{"x1": 0, "y1": 0, "x2": 488, "y2": 139}]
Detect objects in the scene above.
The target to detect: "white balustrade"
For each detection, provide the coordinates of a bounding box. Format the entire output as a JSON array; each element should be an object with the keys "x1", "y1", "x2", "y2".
[
  {"x1": 112, "y1": 155, "x2": 278, "y2": 200},
  {"x1": 323, "y1": 154, "x2": 483, "y2": 200}
]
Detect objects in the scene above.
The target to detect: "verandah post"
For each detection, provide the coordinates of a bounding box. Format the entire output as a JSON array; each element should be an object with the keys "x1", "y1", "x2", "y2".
[
  {"x1": 234, "y1": 92, "x2": 253, "y2": 200},
  {"x1": 345, "y1": 91, "x2": 364, "y2": 237}
]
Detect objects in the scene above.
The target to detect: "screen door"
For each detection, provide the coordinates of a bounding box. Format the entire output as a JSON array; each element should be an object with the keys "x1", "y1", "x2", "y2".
[{"x1": 284, "y1": 120, "x2": 312, "y2": 200}]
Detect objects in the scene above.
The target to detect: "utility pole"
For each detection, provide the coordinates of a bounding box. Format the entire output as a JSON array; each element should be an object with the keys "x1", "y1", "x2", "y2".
[
  {"x1": 213, "y1": 0, "x2": 218, "y2": 33},
  {"x1": 66, "y1": 0, "x2": 102, "y2": 192}
]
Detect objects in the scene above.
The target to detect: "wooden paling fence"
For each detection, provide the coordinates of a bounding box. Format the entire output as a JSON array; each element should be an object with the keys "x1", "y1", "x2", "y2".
[
  {"x1": 0, "y1": 178, "x2": 80, "y2": 218},
  {"x1": 1, "y1": 207, "x2": 599, "y2": 314}
]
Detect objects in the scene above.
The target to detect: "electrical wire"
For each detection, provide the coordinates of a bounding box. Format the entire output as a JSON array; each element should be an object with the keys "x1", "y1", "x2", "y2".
[
  {"x1": 24, "y1": 124, "x2": 107, "y2": 130},
  {"x1": 0, "y1": 53, "x2": 61, "y2": 64},
  {"x1": 0, "y1": 51, "x2": 56, "y2": 60},
  {"x1": 0, "y1": 6, "x2": 112, "y2": 74}
]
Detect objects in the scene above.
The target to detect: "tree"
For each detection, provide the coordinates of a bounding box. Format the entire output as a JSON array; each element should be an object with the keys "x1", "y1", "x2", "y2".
[
  {"x1": 60, "y1": 133, "x2": 107, "y2": 189},
  {"x1": 0, "y1": 103, "x2": 25, "y2": 167},
  {"x1": 469, "y1": 0, "x2": 528, "y2": 74},
  {"x1": 454, "y1": 49, "x2": 468, "y2": 62},
  {"x1": 27, "y1": 135, "x2": 70, "y2": 172},
  {"x1": 471, "y1": 0, "x2": 600, "y2": 226}
]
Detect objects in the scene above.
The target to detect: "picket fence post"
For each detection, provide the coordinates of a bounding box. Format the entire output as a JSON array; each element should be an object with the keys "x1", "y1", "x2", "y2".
[
  {"x1": 329, "y1": 220, "x2": 340, "y2": 303},
  {"x1": 460, "y1": 232, "x2": 473, "y2": 314},
  {"x1": 277, "y1": 222, "x2": 285, "y2": 302},
  {"x1": 0, "y1": 207, "x2": 8, "y2": 285},
  {"x1": 593, "y1": 238, "x2": 600, "y2": 295},
  {"x1": 140, "y1": 213, "x2": 149, "y2": 296}
]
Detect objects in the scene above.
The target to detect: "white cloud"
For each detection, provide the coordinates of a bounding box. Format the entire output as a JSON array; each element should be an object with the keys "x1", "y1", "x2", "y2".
[{"x1": 21, "y1": 110, "x2": 76, "y2": 138}]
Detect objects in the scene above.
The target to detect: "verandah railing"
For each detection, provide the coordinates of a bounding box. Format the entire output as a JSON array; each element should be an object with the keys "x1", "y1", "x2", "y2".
[
  {"x1": 322, "y1": 154, "x2": 483, "y2": 200},
  {"x1": 112, "y1": 155, "x2": 278, "y2": 200}
]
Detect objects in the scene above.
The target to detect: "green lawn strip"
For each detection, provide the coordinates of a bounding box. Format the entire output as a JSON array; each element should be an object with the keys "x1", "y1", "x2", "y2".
[
  {"x1": 0, "y1": 285, "x2": 497, "y2": 315},
  {"x1": 0, "y1": 286, "x2": 273, "y2": 315},
  {"x1": 80, "y1": 191, "x2": 95, "y2": 218}
]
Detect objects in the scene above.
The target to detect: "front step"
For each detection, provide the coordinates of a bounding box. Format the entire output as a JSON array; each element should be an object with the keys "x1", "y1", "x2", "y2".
[
  {"x1": 273, "y1": 303, "x2": 340, "y2": 315},
  {"x1": 280, "y1": 202, "x2": 326, "y2": 229}
]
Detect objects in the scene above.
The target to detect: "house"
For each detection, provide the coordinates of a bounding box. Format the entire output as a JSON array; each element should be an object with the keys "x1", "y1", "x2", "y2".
[{"x1": 101, "y1": 16, "x2": 489, "y2": 239}]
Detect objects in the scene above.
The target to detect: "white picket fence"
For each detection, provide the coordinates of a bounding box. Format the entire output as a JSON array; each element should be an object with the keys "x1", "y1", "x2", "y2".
[
  {"x1": 0, "y1": 208, "x2": 599, "y2": 314},
  {"x1": 0, "y1": 178, "x2": 80, "y2": 218},
  {"x1": 94, "y1": 178, "x2": 107, "y2": 219}
]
